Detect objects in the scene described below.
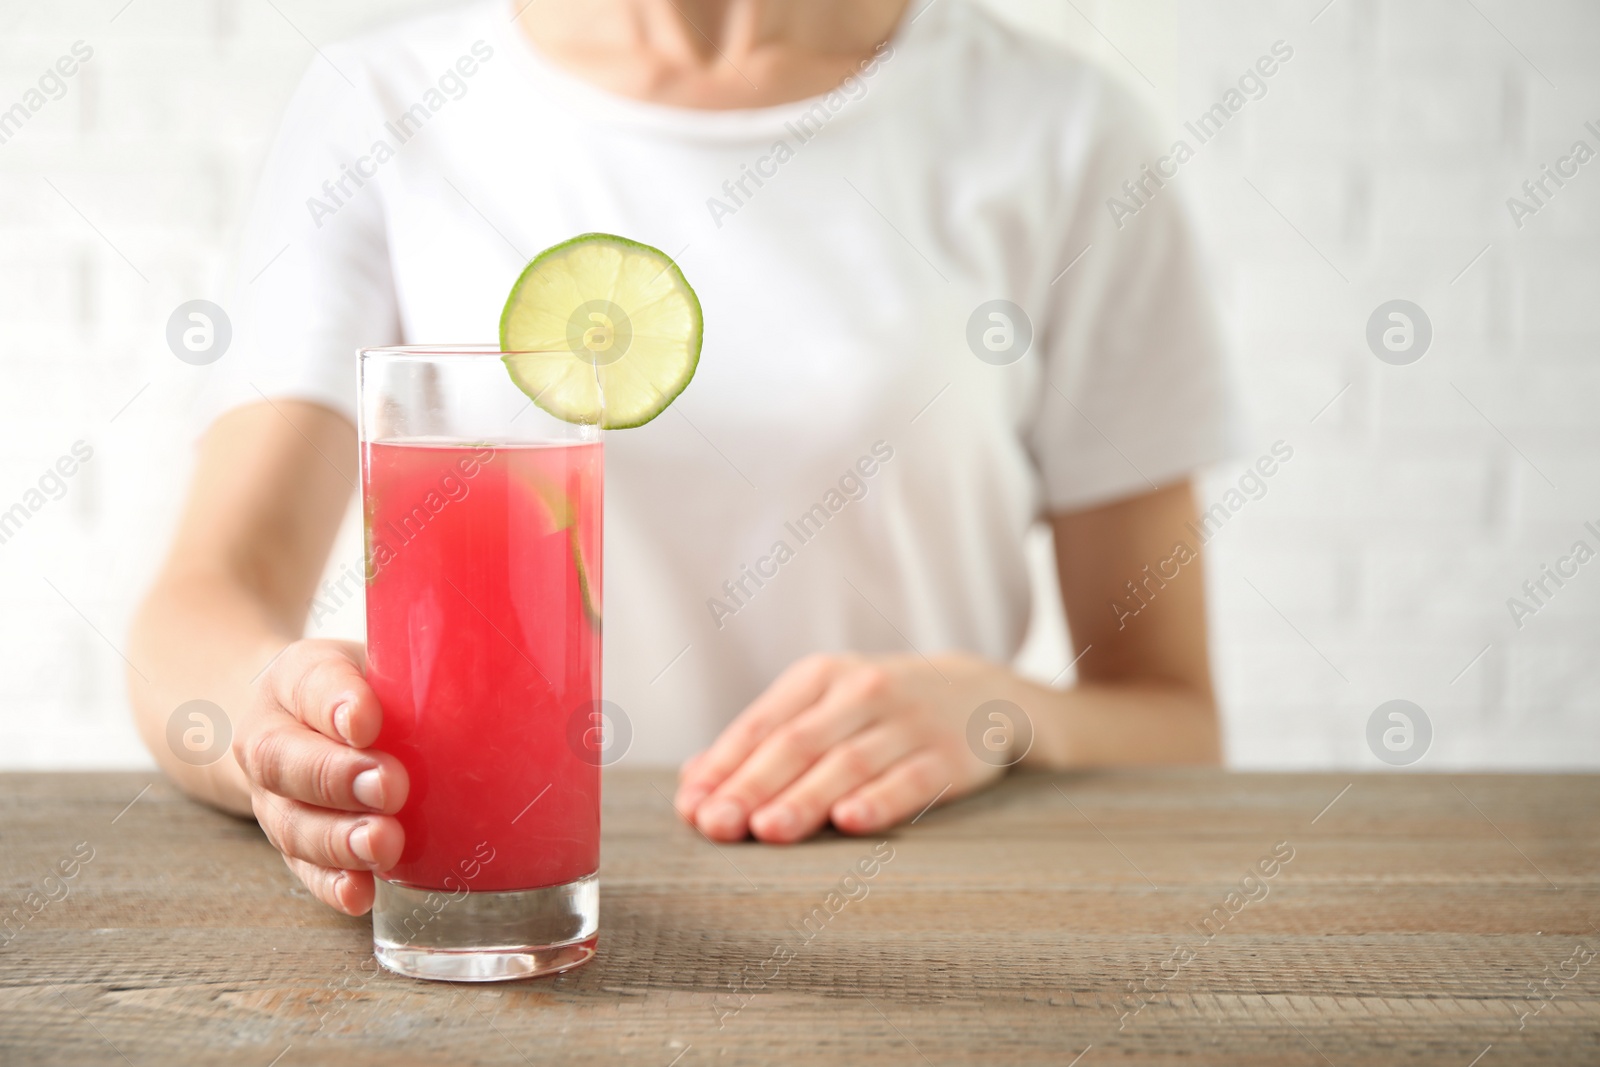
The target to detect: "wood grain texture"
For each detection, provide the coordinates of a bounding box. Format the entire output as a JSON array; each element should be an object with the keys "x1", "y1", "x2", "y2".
[{"x1": 1, "y1": 769, "x2": 1597, "y2": 1066}]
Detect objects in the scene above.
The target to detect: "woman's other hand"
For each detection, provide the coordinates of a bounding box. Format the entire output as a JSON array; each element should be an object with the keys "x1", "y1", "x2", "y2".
[{"x1": 674, "y1": 652, "x2": 1010, "y2": 843}]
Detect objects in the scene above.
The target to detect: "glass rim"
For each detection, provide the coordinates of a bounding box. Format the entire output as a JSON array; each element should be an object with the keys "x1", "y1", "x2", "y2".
[{"x1": 359, "y1": 344, "x2": 568, "y2": 361}]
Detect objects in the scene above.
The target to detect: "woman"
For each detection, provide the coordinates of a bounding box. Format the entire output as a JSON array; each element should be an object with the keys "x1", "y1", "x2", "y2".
[{"x1": 129, "y1": 0, "x2": 1234, "y2": 916}]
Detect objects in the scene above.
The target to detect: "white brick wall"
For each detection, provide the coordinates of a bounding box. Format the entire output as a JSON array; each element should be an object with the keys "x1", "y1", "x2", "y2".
[{"x1": 0, "y1": 0, "x2": 1596, "y2": 769}]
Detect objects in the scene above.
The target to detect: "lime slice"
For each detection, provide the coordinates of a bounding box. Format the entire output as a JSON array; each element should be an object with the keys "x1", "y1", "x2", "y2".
[
  {"x1": 517, "y1": 468, "x2": 574, "y2": 534},
  {"x1": 500, "y1": 233, "x2": 702, "y2": 429},
  {"x1": 511, "y1": 465, "x2": 601, "y2": 626},
  {"x1": 570, "y1": 525, "x2": 600, "y2": 628}
]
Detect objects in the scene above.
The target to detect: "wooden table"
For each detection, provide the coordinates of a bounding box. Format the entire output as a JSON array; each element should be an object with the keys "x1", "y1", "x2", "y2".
[{"x1": 1, "y1": 770, "x2": 1596, "y2": 1065}]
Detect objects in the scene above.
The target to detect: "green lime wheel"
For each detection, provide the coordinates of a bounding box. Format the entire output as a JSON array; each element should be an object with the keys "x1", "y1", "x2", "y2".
[{"x1": 500, "y1": 233, "x2": 702, "y2": 429}]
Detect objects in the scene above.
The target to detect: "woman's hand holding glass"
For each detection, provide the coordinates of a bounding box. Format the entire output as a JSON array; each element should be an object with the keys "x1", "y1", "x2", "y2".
[{"x1": 234, "y1": 639, "x2": 409, "y2": 914}]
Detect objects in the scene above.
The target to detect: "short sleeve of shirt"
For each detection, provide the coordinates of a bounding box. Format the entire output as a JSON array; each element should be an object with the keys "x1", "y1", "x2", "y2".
[
  {"x1": 196, "y1": 51, "x2": 400, "y2": 431},
  {"x1": 1025, "y1": 76, "x2": 1239, "y2": 512}
]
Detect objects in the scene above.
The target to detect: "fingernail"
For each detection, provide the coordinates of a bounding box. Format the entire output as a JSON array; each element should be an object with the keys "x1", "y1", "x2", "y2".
[
  {"x1": 331, "y1": 871, "x2": 350, "y2": 906},
  {"x1": 349, "y1": 822, "x2": 377, "y2": 866},
  {"x1": 333, "y1": 702, "x2": 355, "y2": 743},
  {"x1": 352, "y1": 768, "x2": 384, "y2": 810},
  {"x1": 835, "y1": 799, "x2": 873, "y2": 827},
  {"x1": 698, "y1": 798, "x2": 743, "y2": 837},
  {"x1": 757, "y1": 805, "x2": 797, "y2": 837}
]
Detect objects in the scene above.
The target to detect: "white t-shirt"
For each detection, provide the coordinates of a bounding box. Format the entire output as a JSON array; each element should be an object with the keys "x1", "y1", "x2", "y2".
[{"x1": 204, "y1": 0, "x2": 1236, "y2": 764}]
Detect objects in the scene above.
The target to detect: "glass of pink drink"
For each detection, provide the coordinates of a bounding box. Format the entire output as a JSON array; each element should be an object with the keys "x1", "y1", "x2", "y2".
[{"x1": 358, "y1": 345, "x2": 604, "y2": 982}]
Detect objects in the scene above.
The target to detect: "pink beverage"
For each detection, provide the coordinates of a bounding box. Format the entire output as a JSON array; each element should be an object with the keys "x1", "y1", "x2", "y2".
[
  {"x1": 364, "y1": 440, "x2": 603, "y2": 893},
  {"x1": 360, "y1": 346, "x2": 604, "y2": 982}
]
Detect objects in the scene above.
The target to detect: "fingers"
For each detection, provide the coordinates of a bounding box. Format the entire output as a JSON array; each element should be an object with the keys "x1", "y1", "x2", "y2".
[
  {"x1": 239, "y1": 720, "x2": 409, "y2": 813},
  {"x1": 830, "y1": 749, "x2": 953, "y2": 836},
  {"x1": 748, "y1": 723, "x2": 914, "y2": 843},
  {"x1": 677, "y1": 749, "x2": 708, "y2": 784},
  {"x1": 674, "y1": 751, "x2": 710, "y2": 819},
  {"x1": 263, "y1": 639, "x2": 381, "y2": 746},
  {"x1": 241, "y1": 638, "x2": 408, "y2": 816},
  {"x1": 245, "y1": 639, "x2": 403, "y2": 919},
  {"x1": 675, "y1": 654, "x2": 839, "y2": 817},
  {"x1": 693, "y1": 665, "x2": 890, "y2": 841},
  {"x1": 253, "y1": 791, "x2": 405, "y2": 874},
  {"x1": 284, "y1": 854, "x2": 376, "y2": 916}
]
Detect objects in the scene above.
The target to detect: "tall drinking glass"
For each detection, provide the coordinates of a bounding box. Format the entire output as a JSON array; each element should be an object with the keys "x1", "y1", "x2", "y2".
[{"x1": 358, "y1": 345, "x2": 602, "y2": 981}]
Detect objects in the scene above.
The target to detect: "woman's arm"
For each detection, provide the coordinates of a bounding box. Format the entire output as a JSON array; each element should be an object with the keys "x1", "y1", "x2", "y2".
[
  {"x1": 129, "y1": 400, "x2": 353, "y2": 811},
  {"x1": 128, "y1": 401, "x2": 408, "y2": 914},
  {"x1": 1024, "y1": 480, "x2": 1219, "y2": 767},
  {"x1": 673, "y1": 480, "x2": 1219, "y2": 844}
]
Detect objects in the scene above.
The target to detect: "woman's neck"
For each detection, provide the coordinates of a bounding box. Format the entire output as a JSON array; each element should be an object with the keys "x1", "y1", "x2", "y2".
[{"x1": 515, "y1": 0, "x2": 910, "y2": 109}]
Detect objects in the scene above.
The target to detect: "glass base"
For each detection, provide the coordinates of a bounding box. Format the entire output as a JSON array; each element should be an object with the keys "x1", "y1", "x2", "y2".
[{"x1": 372, "y1": 872, "x2": 598, "y2": 982}]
